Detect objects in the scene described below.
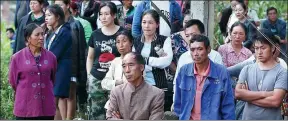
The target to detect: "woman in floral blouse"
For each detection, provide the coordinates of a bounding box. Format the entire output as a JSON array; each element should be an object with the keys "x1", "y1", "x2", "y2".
[{"x1": 218, "y1": 22, "x2": 252, "y2": 67}]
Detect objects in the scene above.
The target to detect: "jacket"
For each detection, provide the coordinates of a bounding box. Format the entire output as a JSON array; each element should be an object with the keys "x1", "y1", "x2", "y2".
[
  {"x1": 47, "y1": 22, "x2": 72, "y2": 98},
  {"x1": 14, "y1": 12, "x2": 45, "y2": 54},
  {"x1": 9, "y1": 47, "x2": 57, "y2": 117},
  {"x1": 131, "y1": 0, "x2": 182, "y2": 38},
  {"x1": 261, "y1": 18, "x2": 287, "y2": 40},
  {"x1": 174, "y1": 60, "x2": 235, "y2": 120},
  {"x1": 68, "y1": 16, "x2": 87, "y2": 87},
  {"x1": 107, "y1": 81, "x2": 164, "y2": 120}
]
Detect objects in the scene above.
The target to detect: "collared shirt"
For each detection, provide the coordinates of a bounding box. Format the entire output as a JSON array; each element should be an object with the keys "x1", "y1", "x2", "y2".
[
  {"x1": 106, "y1": 81, "x2": 165, "y2": 120},
  {"x1": 218, "y1": 43, "x2": 252, "y2": 67},
  {"x1": 190, "y1": 61, "x2": 211, "y2": 120},
  {"x1": 31, "y1": 13, "x2": 44, "y2": 22}
]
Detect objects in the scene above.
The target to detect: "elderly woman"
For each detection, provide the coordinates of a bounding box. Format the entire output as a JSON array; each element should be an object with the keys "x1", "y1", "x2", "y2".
[{"x1": 9, "y1": 23, "x2": 57, "y2": 120}]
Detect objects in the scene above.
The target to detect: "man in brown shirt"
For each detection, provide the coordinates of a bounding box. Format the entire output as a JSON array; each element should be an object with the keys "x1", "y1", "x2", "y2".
[{"x1": 106, "y1": 52, "x2": 165, "y2": 120}]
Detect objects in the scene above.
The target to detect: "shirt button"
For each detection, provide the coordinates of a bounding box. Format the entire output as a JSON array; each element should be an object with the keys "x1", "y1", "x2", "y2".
[
  {"x1": 38, "y1": 72, "x2": 40, "y2": 75},
  {"x1": 32, "y1": 83, "x2": 37, "y2": 88},
  {"x1": 42, "y1": 96, "x2": 45, "y2": 100},
  {"x1": 38, "y1": 83, "x2": 40, "y2": 86},
  {"x1": 41, "y1": 83, "x2": 46, "y2": 88}
]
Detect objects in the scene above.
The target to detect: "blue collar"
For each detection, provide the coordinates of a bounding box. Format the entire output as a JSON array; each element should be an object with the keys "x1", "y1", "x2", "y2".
[{"x1": 185, "y1": 59, "x2": 218, "y2": 79}]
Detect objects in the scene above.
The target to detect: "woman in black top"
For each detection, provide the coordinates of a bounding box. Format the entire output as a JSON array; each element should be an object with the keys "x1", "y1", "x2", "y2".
[{"x1": 86, "y1": 2, "x2": 124, "y2": 120}]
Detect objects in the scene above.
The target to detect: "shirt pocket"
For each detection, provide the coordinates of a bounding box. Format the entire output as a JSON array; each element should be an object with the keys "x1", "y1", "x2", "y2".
[{"x1": 179, "y1": 80, "x2": 193, "y2": 101}]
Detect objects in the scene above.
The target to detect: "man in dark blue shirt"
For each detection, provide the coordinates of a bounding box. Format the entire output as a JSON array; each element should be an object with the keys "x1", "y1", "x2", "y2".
[{"x1": 261, "y1": 7, "x2": 287, "y2": 62}]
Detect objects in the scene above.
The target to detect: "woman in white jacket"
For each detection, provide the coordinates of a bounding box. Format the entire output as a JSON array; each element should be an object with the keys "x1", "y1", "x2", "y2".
[{"x1": 101, "y1": 30, "x2": 133, "y2": 90}]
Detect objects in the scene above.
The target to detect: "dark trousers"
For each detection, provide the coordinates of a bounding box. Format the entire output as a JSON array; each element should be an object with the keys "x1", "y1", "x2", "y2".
[
  {"x1": 164, "y1": 91, "x2": 173, "y2": 111},
  {"x1": 16, "y1": 116, "x2": 54, "y2": 120}
]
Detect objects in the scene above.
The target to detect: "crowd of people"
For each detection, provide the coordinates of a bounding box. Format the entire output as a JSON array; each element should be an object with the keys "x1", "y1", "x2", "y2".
[{"x1": 7, "y1": 0, "x2": 287, "y2": 120}]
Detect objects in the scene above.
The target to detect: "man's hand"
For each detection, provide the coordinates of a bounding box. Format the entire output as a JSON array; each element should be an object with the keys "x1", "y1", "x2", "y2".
[
  {"x1": 280, "y1": 39, "x2": 287, "y2": 44},
  {"x1": 112, "y1": 111, "x2": 122, "y2": 119},
  {"x1": 125, "y1": 24, "x2": 132, "y2": 30}
]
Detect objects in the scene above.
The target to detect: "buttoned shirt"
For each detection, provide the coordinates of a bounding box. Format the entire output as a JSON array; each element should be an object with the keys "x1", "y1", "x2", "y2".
[
  {"x1": 218, "y1": 43, "x2": 252, "y2": 67},
  {"x1": 106, "y1": 81, "x2": 165, "y2": 120}
]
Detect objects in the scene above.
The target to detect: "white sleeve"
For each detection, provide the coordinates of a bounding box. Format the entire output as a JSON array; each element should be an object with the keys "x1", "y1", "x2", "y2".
[
  {"x1": 148, "y1": 37, "x2": 173, "y2": 69},
  {"x1": 213, "y1": 51, "x2": 224, "y2": 65},
  {"x1": 101, "y1": 61, "x2": 116, "y2": 90}
]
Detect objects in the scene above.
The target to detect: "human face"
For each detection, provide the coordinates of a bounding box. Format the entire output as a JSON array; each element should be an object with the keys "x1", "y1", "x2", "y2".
[
  {"x1": 183, "y1": 14, "x2": 192, "y2": 28},
  {"x1": 116, "y1": 35, "x2": 132, "y2": 56},
  {"x1": 122, "y1": 54, "x2": 144, "y2": 83},
  {"x1": 184, "y1": 25, "x2": 201, "y2": 41},
  {"x1": 27, "y1": 27, "x2": 44, "y2": 48},
  {"x1": 235, "y1": 4, "x2": 246, "y2": 20},
  {"x1": 231, "y1": 0, "x2": 240, "y2": 10},
  {"x1": 268, "y1": 9, "x2": 277, "y2": 22},
  {"x1": 99, "y1": 6, "x2": 115, "y2": 26},
  {"x1": 6, "y1": 31, "x2": 14, "y2": 39},
  {"x1": 45, "y1": 10, "x2": 59, "y2": 29},
  {"x1": 190, "y1": 41, "x2": 210, "y2": 64},
  {"x1": 231, "y1": 25, "x2": 246, "y2": 45},
  {"x1": 141, "y1": 14, "x2": 159, "y2": 37},
  {"x1": 55, "y1": 1, "x2": 69, "y2": 15},
  {"x1": 254, "y1": 41, "x2": 274, "y2": 63},
  {"x1": 123, "y1": 0, "x2": 133, "y2": 8},
  {"x1": 30, "y1": 1, "x2": 43, "y2": 13}
]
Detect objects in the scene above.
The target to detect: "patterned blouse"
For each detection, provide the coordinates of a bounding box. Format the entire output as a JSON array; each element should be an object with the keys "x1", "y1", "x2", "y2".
[
  {"x1": 218, "y1": 43, "x2": 252, "y2": 67},
  {"x1": 171, "y1": 32, "x2": 189, "y2": 64}
]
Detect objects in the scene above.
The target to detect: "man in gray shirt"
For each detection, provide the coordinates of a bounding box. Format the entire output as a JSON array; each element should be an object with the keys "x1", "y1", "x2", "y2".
[{"x1": 235, "y1": 29, "x2": 287, "y2": 120}]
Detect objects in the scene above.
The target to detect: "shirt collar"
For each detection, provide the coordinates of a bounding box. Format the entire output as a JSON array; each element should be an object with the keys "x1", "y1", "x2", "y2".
[
  {"x1": 185, "y1": 59, "x2": 218, "y2": 79},
  {"x1": 141, "y1": 34, "x2": 157, "y2": 43},
  {"x1": 127, "y1": 80, "x2": 146, "y2": 92},
  {"x1": 193, "y1": 60, "x2": 211, "y2": 77},
  {"x1": 227, "y1": 43, "x2": 250, "y2": 56},
  {"x1": 31, "y1": 13, "x2": 44, "y2": 22}
]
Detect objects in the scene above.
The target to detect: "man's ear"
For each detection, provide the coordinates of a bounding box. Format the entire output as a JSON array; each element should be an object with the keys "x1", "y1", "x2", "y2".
[
  {"x1": 140, "y1": 64, "x2": 145, "y2": 72},
  {"x1": 207, "y1": 46, "x2": 211, "y2": 54}
]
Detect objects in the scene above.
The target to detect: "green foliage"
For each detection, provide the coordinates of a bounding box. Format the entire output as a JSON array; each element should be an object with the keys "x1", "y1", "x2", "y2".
[
  {"x1": 213, "y1": 1, "x2": 288, "y2": 49},
  {"x1": 0, "y1": 22, "x2": 14, "y2": 119}
]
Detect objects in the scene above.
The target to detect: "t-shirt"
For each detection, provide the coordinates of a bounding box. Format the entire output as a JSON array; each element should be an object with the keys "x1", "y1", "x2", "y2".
[
  {"x1": 238, "y1": 63, "x2": 288, "y2": 120},
  {"x1": 88, "y1": 27, "x2": 124, "y2": 80}
]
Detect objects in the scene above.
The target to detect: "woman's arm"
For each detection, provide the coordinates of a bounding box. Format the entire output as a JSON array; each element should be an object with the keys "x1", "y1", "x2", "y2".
[
  {"x1": 86, "y1": 47, "x2": 95, "y2": 74},
  {"x1": 148, "y1": 37, "x2": 173, "y2": 69}
]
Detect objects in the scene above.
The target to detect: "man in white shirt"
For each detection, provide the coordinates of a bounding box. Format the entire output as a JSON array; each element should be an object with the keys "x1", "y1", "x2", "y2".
[{"x1": 172, "y1": 19, "x2": 223, "y2": 106}]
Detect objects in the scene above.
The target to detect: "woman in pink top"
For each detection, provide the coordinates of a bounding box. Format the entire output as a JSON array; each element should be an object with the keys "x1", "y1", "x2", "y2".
[
  {"x1": 9, "y1": 23, "x2": 57, "y2": 120},
  {"x1": 218, "y1": 22, "x2": 252, "y2": 67}
]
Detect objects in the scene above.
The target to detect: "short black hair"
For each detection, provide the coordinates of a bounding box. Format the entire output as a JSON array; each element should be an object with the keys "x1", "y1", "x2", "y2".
[
  {"x1": 266, "y1": 7, "x2": 278, "y2": 15},
  {"x1": 126, "y1": 52, "x2": 146, "y2": 65},
  {"x1": 116, "y1": 30, "x2": 134, "y2": 44},
  {"x1": 184, "y1": 19, "x2": 205, "y2": 34},
  {"x1": 24, "y1": 23, "x2": 41, "y2": 42},
  {"x1": 189, "y1": 34, "x2": 210, "y2": 49},
  {"x1": 254, "y1": 28, "x2": 280, "y2": 47},
  {"x1": 6, "y1": 28, "x2": 15, "y2": 33}
]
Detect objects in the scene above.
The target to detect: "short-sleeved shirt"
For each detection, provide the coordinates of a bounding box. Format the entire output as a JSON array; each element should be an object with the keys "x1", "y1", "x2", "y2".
[
  {"x1": 238, "y1": 63, "x2": 288, "y2": 120},
  {"x1": 218, "y1": 43, "x2": 252, "y2": 67},
  {"x1": 88, "y1": 27, "x2": 124, "y2": 80}
]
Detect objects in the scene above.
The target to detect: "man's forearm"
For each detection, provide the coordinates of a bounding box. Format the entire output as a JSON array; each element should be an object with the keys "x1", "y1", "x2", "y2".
[
  {"x1": 236, "y1": 89, "x2": 271, "y2": 102},
  {"x1": 251, "y1": 97, "x2": 279, "y2": 108}
]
